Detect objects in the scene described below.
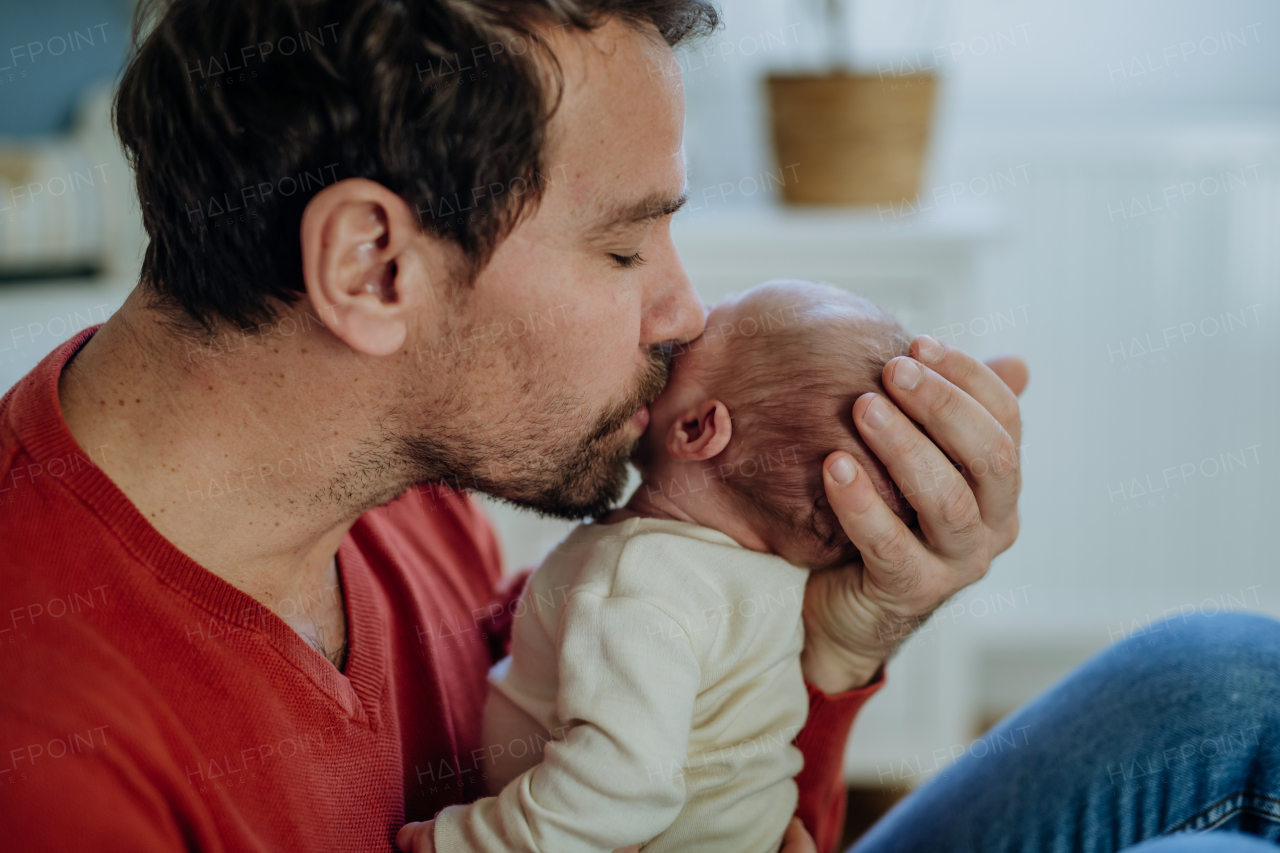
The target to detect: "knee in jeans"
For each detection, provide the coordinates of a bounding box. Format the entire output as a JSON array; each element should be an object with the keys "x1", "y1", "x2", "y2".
[{"x1": 1112, "y1": 611, "x2": 1280, "y2": 695}]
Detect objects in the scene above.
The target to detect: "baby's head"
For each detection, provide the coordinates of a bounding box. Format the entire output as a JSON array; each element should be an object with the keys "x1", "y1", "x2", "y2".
[{"x1": 634, "y1": 280, "x2": 915, "y2": 570}]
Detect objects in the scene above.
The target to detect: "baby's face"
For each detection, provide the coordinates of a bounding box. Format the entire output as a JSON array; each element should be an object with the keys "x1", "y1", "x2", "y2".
[{"x1": 634, "y1": 293, "x2": 756, "y2": 471}]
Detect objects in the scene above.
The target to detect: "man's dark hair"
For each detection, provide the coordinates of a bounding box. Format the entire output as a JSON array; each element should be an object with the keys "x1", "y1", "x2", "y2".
[{"x1": 115, "y1": 0, "x2": 717, "y2": 332}]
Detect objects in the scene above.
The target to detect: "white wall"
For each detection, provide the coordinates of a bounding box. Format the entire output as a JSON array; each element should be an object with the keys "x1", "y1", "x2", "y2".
[{"x1": 664, "y1": 0, "x2": 1280, "y2": 744}]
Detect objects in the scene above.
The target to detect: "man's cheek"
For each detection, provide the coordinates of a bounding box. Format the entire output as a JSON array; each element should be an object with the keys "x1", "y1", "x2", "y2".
[{"x1": 563, "y1": 310, "x2": 641, "y2": 389}]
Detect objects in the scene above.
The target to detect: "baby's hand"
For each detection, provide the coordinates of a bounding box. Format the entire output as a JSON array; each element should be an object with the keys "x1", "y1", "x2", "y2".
[
  {"x1": 395, "y1": 817, "x2": 642, "y2": 853},
  {"x1": 395, "y1": 819, "x2": 437, "y2": 853},
  {"x1": 779, "y1": 817, "x2": 816, "y2": 852}
]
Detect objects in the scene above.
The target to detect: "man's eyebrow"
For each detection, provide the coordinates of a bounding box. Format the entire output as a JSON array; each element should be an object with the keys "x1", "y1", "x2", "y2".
[{"x1": 585, "y1": 191, "x2": 689, "y2": 239}]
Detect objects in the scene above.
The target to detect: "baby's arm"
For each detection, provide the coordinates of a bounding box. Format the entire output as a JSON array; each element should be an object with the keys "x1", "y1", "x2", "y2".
[
  {"x1": 397, "y1": 691, "x2": 546, "y2": 851},
  {"x1": 430, "y1": 593, "x2": 700, "y2": 853},
  {"x1": 481, "y1": 686, "x2": 550, "y2": 795}
]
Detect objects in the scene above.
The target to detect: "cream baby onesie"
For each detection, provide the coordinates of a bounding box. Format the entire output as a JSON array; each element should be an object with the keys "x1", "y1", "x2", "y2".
[{"x1": 433, "y1": 516, "x2": 810, "y2": 853}]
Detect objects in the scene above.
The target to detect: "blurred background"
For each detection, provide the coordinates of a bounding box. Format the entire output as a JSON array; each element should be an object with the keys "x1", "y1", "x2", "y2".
[{"x1": 1, "y1": 0, "x2": 1277, "y2": 842}]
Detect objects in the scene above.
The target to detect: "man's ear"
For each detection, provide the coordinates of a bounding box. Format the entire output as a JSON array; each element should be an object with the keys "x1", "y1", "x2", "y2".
[
  {"x1": 666, "y1": 400, "x2": 732, "y2": 461},
  {"x1": 300, "y1": 178, "x2": 440, "y2": 357}
]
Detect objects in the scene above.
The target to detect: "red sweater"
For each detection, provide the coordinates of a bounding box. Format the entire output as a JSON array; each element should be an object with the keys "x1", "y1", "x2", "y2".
[{"x1": 0, "y1": 329, "x2": 879, "y2": 852}]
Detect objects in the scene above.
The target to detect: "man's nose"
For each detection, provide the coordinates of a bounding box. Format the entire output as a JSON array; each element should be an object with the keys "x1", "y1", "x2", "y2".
[{"x1": 640, "y1": 227, "x2": 704, "y2": 347}]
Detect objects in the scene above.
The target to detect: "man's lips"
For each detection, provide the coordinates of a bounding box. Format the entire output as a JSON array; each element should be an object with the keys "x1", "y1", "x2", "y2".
[{"x1": 631, "y1": 405, "x2": 650, "y2": 432}]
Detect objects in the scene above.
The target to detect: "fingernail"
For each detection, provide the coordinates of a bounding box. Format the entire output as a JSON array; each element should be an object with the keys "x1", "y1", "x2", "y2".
[
  {"x1": 916, "y1": 335, "x2": 945, "y2": 364},
  {"x1": 828, "y1": 455, "x2": 857, "y2": 486},
  {"x1": 892, "y1": 358, "x2": 922, "y2": 391},
  {"x1": 864, "y1": 395, "x2": 892, "y2": 429}
]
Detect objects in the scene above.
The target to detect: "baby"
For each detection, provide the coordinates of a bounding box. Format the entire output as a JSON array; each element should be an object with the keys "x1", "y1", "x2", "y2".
[{"x1": 401, "y1": 280, "x2": 914, "y2": 853}]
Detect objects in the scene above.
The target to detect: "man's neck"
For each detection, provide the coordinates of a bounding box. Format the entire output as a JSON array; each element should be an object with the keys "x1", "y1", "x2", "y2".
[
  {"x1": 616, "y1": 460, "x2": 772, "y2": 554},
  {"x1": 56, "y1": 291, "x2": 389, "y2": 656}
]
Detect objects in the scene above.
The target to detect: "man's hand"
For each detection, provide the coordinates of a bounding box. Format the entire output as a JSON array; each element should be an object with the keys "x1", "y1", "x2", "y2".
[{"x1": 802, "y1": 337, "x2": 1028, "y2": 693}]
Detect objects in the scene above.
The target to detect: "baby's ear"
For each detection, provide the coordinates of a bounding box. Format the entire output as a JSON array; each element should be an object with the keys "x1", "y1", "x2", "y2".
[{"x1": 666, "y1": 400, "x2": 733, "y2": 462}]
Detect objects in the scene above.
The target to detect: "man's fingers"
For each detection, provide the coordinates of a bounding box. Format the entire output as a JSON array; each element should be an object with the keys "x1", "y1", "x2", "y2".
[
  {"x1": 880, "y1": 357, "x2": 1020, "y2": 529},
  {"x1": 823, "y1": 451, "x2": 935, "y2": 600},
  {"x1": 910, "y1": 335, "x2": 1023, "y2": 446},
  {"x1": 850, "y1": 393, "x2": 987, "y2": 564},
  {"x1": 985, "y1": 354, "x2": 1029, "y2": 397},
  {"x1": 779, "y1": 817, "x2": 818, "y2": 853}
]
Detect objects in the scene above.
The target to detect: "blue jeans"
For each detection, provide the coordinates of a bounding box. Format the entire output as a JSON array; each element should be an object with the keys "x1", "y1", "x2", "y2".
[{"x1": 851, "y1": 613, "x2": 1280, "y2": 852}]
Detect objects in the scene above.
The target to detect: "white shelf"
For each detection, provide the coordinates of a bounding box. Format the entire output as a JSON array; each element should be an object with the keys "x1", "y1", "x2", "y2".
[{"x1": 672, "y1": 200, "x2": 1003, "y2": 341}]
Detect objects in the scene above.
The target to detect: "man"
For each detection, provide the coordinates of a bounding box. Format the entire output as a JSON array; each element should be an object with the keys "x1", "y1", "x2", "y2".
[{"x1": 1, "y1": 0, "x2": 1275, "y2": 851}]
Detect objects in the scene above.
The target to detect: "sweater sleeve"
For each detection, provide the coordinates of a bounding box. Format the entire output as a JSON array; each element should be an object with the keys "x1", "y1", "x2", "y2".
[
  {"x1": 434, "y1": 593, "x2": 700, "y2": 853},
  {"x1": 793, "y1": 667, "x2": 886, "y2": 853}
]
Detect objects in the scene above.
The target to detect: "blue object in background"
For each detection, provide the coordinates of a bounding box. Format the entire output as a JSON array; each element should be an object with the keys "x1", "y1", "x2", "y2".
[
  {"x1": 850, "y1": 613, "x2": 1280, "y2": 852},
  {"x1": 0, "y1": 0, "x2": 131, "y2": 137}
]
